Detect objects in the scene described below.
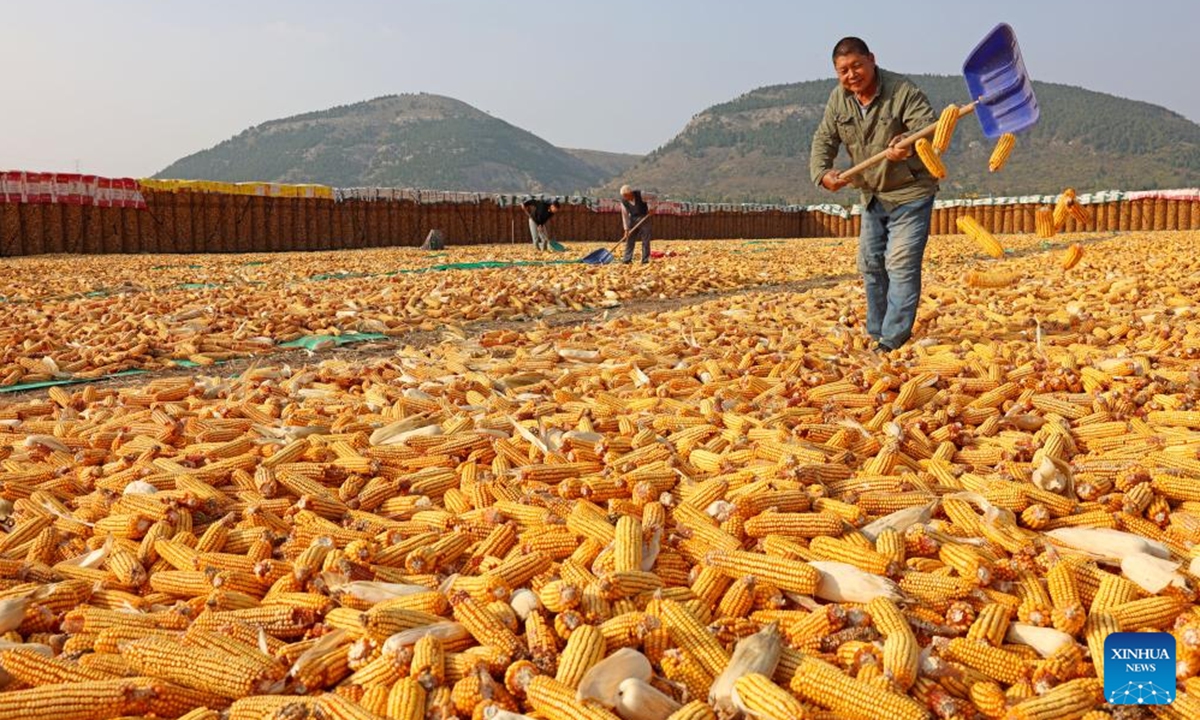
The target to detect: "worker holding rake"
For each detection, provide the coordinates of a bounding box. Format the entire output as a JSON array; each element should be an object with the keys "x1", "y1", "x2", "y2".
[
  {"x1": 811, "y1": 36, "x2": 938, "y2": 353},
  {"x1": 619, "y1": 184, "x2": 653, "y2": 264}
]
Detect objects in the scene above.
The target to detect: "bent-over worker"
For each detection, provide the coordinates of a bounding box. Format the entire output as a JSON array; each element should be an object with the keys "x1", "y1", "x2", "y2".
[{"x1": 522, "y1": 197, "x2": 560, "y2": 251}]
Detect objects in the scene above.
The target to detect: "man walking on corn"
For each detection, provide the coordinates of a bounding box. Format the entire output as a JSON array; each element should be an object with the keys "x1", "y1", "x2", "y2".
[{"x1": 811, "y1": 37, "x2": 938, "y2": 352}]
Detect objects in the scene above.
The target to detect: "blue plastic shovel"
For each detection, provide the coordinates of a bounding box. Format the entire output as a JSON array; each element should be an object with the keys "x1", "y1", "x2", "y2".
[
  {"x1": 840, "y1": 22, "x2": 1039, "y2": 180},
  {"x1": 579, "y1": 214, "x2": 652, "y2": 265}
]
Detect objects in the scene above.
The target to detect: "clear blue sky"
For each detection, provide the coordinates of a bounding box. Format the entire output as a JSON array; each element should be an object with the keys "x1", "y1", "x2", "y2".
[{"x1": 2, "y1": 0, "x2": 1196, "y2": 177}]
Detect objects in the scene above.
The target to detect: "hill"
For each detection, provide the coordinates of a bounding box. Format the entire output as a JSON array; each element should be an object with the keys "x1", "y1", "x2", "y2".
[
  {"x1": 612, "y1": 75, "x2": 1200, "y2": 204},
  {"x1": 157, "y1": 94, "x2": 629, "y2": 194}
]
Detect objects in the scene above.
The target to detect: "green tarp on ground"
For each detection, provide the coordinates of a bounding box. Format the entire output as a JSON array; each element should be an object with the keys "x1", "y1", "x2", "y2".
[
  {"x1": 0, "y1": 369, "x2": 146, "y2": 394},
  {"x1": 309, "y1": 271, "x2": 372, "y2": 282},
  {"x1": 279, "y1": 332, "x2": 389, "y2": 350},
  {"x1": 428, "y1": 260, "x2": 578, "y2": 271}
]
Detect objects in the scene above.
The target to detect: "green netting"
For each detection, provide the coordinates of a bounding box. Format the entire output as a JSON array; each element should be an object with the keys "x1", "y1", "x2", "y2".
[
  {"x1": 309, "y1": 271, "x2": 372, "y2": 282},
  {"x1": 428, "y1": 260, "x2": 578, "y2": 271},
  {"x1": 0, "y1": 369, "x2": 146, "y2": 394},
  {"x1": 279, "y1": 332, "x2": 388, "y2": 350},
  {"x1": 243, "y1": 261, "x2": 268, "y2": 266},
  {"x1": 152, "y1": 264, "x2": 203, "y2": 270},
  {"x1": 176, "y1": 282, "x2": 224, "y2": 290}
]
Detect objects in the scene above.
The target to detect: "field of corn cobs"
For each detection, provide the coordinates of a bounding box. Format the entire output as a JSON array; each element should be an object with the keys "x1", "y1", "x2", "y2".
[{"x1": 2, "y1": 229, "x2": 1200, "y2": 720}]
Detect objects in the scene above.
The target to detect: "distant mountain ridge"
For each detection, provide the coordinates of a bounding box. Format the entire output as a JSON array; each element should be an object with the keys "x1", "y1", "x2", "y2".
[
  {"x1": 610, "y1": 75, "x2": 1200, "y2": 204},
  {"x1": 157, "y1": 93, "x2": 630, "y2": 194},
  {"x1": 158, "y1": 80, "x2": 1200, "y2": 203}
]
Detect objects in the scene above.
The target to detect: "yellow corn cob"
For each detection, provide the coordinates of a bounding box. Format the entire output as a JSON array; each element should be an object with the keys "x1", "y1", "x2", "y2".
[
  {"x1": 914, "y1": 138, "x2": 946, "y2": 179},
  {"x1": 865, "y1": 597, "x2": 909, "y2": 638},
  {"x1": 988, "y1": 133, "x2": 1016, "y2": 172},
  {"x1": 1090, "y1": 573, "x2": 1143, "y2": 614},
  {"x1": 119, "y1": 636, "x2": 283, "y2": 698},
  {"x1": 942, "y1": 638, "x2": 1028, "y2": 684},
  {"x1": 316, "y1": 692, "x2": 388, "y2": 720},
  {"x1": 1006, "y1": 678, "x2": 1103, "y2": 720},
  {"x1": 613, "y1": 514, "x2": 643, "y2": 573},
  {"x1": 667, "y1": 700, "x2": 718, "y2": 720},
  {"x1": 732, "y1": 673, "x2": 811, "y2": 720},
  {"x1": 1053, "y1": 189, "x2": 1076, "y2": 230},
  {"x1": 661, "y1": 649, "x2": 716, "y2": 705},
  {"x1": 600, "y1": 569, "x2": 664, "y2": 599},
  {"x1": 875, "y1": 528, "x2": 906, "y2": 566},
  {"x1": 788, "y1": 655, "x2": 931, "y2": 720},
  {"x1": 744, "y1": 511, "x2": 844, "y2": 539},
  {"x1": 0, "y1": 678, "x2": 160, "y2": 720},
  {"x1": 966, "y1": 268, "x2": 1019, "y2": 288},
  {"x1": 881, "y1": 631, "x2": 919, "y2": 690},
  {"x1": 1109, "y1": 596, "x2": 1190, "y2": 631},
  {"x1": 717, "y1": 576, "x2": 756, "y2": 619},
  {"x1": 932, "y1": 104, "x2": 959, "y2": 153},
  {"x1": 809, "y1": 536, "x2": 893, "y2": 575},
  {"x1": 175, "y1": 709, "x2": 221, "y2": 720},
  {"x1": 411, "y1": 634, "x2": 445, "y2": 691},
  {"x1": 899, "y1": 572, "x2": 976, "y2": 603},
  {"x1": 526, "y1": 675, "x2": 622, "y2": 720},
  {"x1": 938, "y1": 543, "x2": 993, "y2": 586},
  {"x1": 0, "y1": 647, "x2": 118, "y2": 685},
  {"x1": 970, "y1": 680, "x2": 1009, "y2": 719},
  {"x1": 1046, "y1": 563, "x2": 1086, "y2": 636},
  {"x1": 554, "y1": 623, "x2": 605, "y2": 688},
  {"x1": 1061, "y1": 243, "x2": 1084, "y2": 271},
  {"x1": 1069, "y1": 201, "x2": 1091, "y2": 226},
  {"x1": 659, "y1": 599, "x2": 731, "y2": 677},
  {"x1": 691, "y1": 566, "x2": 735, "y2": 607},
  {"x1": 957, "y1": 216, "x2": 1005, "y2": 258},
  {"x1": 967, "y1": 604, "x2": 1013, "y2": 647},
  {"x1": 449, "y1": 592, "x2": 524, "y2": 661},
  {"x1": 703, "y1": 550, "x2": 819, "y2": 595}
]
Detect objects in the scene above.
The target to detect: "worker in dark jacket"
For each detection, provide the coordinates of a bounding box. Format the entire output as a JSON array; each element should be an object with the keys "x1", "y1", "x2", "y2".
[
  {"x1": 810, "y1": 36, "x2": 938, "y2": 353},
  {"x1": 619, "y1": 184, "x2": 652, "y2": 264},
  {"x1": 521, "y1": 197, "x2": 560, "y2": 251}
]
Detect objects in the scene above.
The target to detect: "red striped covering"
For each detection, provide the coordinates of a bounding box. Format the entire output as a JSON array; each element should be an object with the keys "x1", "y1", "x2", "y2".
[{"x1": 0, "y1": 171, "x2": 146, "y2": 208}]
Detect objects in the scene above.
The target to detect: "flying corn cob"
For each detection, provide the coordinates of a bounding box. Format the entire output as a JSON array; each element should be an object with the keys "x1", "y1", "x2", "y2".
[
  {"x1": 988, "y1": 133, "x2": 1016, "y2": 172},
  {"x1": 1060, "y1": 243, "x2": 1083, "y2": 271},
  {"x1": 914, "y1": 138, "x2": 946, "y2": 179},
  {"x1": 1053, "y1": 189, "x2": 1077, "y2": 230},
  {"x1": 1069, "y1": 201, "x2": 1091, "y2": 226},
  {"x1": 932, "y1": 104, "x2": 960, "y2": 153},
  {"x1": 957, "y1": 215, "x2": 1005, "y2": 258}
]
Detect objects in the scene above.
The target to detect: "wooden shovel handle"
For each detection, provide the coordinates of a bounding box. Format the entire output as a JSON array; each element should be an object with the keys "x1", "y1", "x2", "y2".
[
  {"x1": 612, "y1": 213, "x2": 652, "y2": 252},
  {"x1": 839, "y1": 101, "x2": 978, "y2": 180}
]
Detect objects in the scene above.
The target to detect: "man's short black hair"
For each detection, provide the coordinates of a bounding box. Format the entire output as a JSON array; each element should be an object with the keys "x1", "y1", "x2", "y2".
[
  {"x1": 550, "y1": 200, "x2": 561, "y2": 208},
  {"x1": 832, "y1": 37, "x2": 871, "y2": 60}
]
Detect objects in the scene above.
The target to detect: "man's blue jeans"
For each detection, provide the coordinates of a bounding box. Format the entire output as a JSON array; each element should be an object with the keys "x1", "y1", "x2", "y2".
[{"x1": 858, "y1": 195, "x2": 935, "y2": 349}]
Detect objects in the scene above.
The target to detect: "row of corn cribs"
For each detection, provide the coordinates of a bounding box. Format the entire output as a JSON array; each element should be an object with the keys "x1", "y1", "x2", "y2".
[
  {"x1": 1, "y1": 292, "x2": 1200, "y2": 719},
  {"x1": 917, "y1": 104, "x2": 1091, "y2": 289}
]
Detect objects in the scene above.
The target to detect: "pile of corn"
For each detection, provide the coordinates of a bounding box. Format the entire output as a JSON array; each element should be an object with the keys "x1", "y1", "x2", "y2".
[
  {"x1": 2, "y1": 231, "x2": 1200, "y2": 719},
  {"x1": 0, "y1": 240, "x2": 845, "y2": 385}
]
